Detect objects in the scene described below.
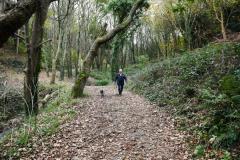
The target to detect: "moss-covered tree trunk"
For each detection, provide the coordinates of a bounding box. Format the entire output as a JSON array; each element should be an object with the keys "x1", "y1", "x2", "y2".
[
  {"x1": 50, "y1": 29, "x2": 63, "y2": 84},
  {"x1": 72, "y1": 43, "x2": 98, "y2": 98}
]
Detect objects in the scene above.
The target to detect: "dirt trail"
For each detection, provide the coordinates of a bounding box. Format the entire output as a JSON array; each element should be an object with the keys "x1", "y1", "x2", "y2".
[{"x1": 28, "y1": 86, "x2": 189, "y2": 160}]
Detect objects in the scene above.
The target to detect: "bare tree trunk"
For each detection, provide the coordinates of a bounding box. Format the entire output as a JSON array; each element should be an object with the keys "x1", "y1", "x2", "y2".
[
  {"x1": 220, "y1": 9, "x2": 227, "y2": 41},
  {"x1": 16, "y1": 30, "x2": 20, "y2": 55},
  {"x1": 59, "y1": 34, "x2": 68, "y2": 81},
  {"x1": 76, "y1": 30, "x2": 81, "y2": 77},
  {"x1": 24, "y1": 0, "x2": 49, "y2": 116},
  {"x1": 67, "y1": 48, "x2": 73, "y2": 78},
  {"x1": 131, "y1": 35, "x2": 136, "y2": 64},
  {"x1": 211, "y1": 1, "x2": 228, "y2": 41},
  {"x1": 72, "y1": 0, "x2": 146, "y2": 98},
  {"x1": 50, "y1": 28, "x2": 62, "y2": 84}
]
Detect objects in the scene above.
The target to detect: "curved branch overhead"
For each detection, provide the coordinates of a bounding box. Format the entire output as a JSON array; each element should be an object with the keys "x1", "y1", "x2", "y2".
[
  {"x1": 96, "y1": 0, "x2": 146, "y2": 46},
  {"x1": 0, "y1": 0, "x2": 57, "y2": 48}
]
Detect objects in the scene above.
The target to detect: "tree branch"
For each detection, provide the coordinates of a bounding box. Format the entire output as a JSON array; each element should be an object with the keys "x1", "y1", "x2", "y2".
[
  {"x1": 14, "y1": 33, "x2": 26, "y2": 41},
  {"x1": 38, "y1": 39, "x2": 52, "y2": 47},
  {"x1": 95, "y1": 0, "x2": 145, "y2": 46},
  {"x1": 0, "y1": 0, "x2": 57, "y2": 48}
]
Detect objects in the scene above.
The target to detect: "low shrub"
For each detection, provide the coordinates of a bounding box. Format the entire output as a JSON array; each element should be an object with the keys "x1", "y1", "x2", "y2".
[
  {"x1": 90, "y1": 70, "x2": 111, "y2": 81},
  {"x1": 96, "y1": 79, "x2": 109, "y2": 86}
]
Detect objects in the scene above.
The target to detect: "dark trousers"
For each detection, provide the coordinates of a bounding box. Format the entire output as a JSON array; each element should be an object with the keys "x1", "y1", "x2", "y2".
[{"x1": 117, "y1": 83, "x2": 124, "y2": 95}]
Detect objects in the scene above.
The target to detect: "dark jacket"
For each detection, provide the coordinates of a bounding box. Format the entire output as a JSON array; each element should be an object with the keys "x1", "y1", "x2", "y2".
[{"x1": 115, "y1": 73, "x2": 127, "y2": 85}]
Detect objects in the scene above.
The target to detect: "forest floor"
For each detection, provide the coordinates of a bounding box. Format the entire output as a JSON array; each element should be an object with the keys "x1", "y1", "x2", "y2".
[
  {"x1": 20, "y1": 85, "x2": 190, "y2": 160},
  {"x1": 1, "y1": 51, "x2": 190, "y2": 159}
]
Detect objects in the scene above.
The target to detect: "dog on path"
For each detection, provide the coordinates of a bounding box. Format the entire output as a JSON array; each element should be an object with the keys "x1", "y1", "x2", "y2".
[{"x1": 100, "y1": 90, "x2": 104, "y2": 98}]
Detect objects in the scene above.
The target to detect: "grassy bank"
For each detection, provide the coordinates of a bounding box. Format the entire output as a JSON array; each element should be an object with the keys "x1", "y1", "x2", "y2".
[
  {"x1": 0, "y1": 84, "x2": 79, "y2": 159},
  {"x1": 129, "y1": 42, "x2": 240, "y2": 159}
]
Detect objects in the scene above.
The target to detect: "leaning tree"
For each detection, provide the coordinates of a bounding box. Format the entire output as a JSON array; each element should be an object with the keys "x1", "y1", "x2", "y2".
[{"x1": 72, "y1": 0, "x2": 149, "y2": 98}]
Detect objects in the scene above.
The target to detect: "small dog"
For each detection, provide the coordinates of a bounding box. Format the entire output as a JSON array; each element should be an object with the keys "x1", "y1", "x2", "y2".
[{"x1": 100, "y1": 90, "x2": 104, "y2": 98}]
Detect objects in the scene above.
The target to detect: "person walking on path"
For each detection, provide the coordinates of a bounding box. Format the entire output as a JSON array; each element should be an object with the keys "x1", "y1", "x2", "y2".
[{"x1": 115, "y1": 69, "x2": 127, "y2": 95}]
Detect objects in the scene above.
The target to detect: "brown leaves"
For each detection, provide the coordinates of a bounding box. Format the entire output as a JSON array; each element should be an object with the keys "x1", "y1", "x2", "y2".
[{"x1": 20, "y1": 86, "x2": 190, "y2": 159}]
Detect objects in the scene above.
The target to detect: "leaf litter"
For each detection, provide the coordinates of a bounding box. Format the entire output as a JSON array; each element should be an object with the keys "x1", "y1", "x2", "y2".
[{"x1": 21, "y1": 86, "x2": 190, "y2": 159}]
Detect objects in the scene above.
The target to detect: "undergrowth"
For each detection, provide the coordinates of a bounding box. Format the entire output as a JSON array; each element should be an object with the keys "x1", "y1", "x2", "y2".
[
  {"x1": 90, "y1": 70, "x2": 111, "y2": 86},
  {"x1": 0, "y1": 84, "x2": 79, "y2": 159},
  {"x1": 129, "y1": 42, "x2": 240, "y2": 159}
]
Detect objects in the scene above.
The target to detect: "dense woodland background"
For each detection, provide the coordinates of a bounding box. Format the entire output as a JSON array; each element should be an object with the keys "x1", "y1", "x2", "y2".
[{"x1": 0, "y1": 0, "x2": 240, "y2": 159}]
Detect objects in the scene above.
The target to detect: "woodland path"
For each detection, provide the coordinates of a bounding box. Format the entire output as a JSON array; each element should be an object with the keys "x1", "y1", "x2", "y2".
[{"x1": 27, "y1": 86, "x2": 189, "y2": 160}]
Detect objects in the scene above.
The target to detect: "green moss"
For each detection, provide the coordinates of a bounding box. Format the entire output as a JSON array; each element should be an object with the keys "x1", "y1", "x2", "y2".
[{"x1": 72, "y1": 71, "x2": 89, "y2": 98}]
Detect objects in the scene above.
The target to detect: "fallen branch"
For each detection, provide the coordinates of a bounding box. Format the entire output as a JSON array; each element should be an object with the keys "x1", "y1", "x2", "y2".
[
  {"x1": 39, "y1": 91, "x2": 58, "y2": 108},
  {"x1": 38, "y1": 39, "x2": 52, "y2": 47}
]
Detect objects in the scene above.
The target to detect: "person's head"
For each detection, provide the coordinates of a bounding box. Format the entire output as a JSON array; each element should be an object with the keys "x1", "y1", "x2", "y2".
[{"x1": 119, "y1": 69, "x2": 123, "y2": 73}]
